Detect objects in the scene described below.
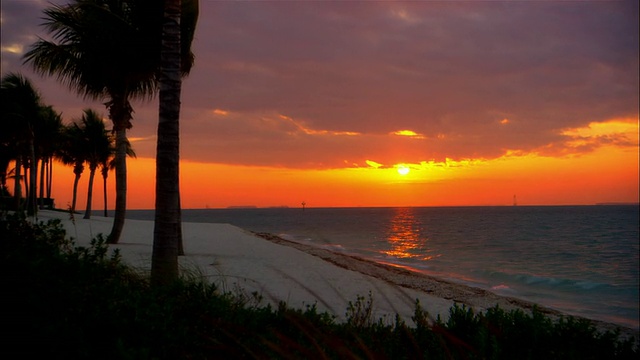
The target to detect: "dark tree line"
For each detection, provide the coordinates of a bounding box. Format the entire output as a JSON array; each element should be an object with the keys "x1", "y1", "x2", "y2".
[
  {"x1": 19, "y1": 0, "x2": 199, "y2": 284},
  {"x1": 1, "y1": 73, "x2": 125, "y2": 219}
]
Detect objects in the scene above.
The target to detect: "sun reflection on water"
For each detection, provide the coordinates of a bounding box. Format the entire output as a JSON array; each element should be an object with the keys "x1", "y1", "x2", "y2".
[{"x1": 382, "y1": 207, "x2": 434, "y2": 260}]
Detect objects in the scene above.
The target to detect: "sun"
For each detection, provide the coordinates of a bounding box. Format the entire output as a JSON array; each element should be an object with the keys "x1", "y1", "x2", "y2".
[{"x1": 397, "y1": 164, "x2": 410, "y2": 176}]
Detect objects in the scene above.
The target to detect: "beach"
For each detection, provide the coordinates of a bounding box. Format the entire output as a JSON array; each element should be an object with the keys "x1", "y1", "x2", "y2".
[{"x1": 35, "y1": 210, "x2": 638, "y2": 341}]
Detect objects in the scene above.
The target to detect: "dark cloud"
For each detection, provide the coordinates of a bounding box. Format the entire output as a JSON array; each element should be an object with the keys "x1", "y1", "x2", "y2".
[{"x1": 2, "y1": 0, "x2": 638, "y2": 169}]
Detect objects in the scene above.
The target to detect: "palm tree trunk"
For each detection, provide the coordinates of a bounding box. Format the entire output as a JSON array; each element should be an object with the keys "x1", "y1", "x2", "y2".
[
  {"x1": 102, "y1": 167, "x2": 108, "y2": 217},
  {"x1": 23, "y1": 162, "x2": 29, "y2": 212},
  {"x1": 27, "y1": 140, "x2": 37, "y2": 216},
  {"x1": 39, "y1": 157, "x2": 48, "y2": 208},
  {"x1": 83, "y1": 165, "x2": 97, "y2": 219},
  {"x1": 178, "y1": 192, "x2": 184, "y2": 256},
  {"x1": 14, "y1": 157, "x2": 22, "y2": 210},
  {"x1": 71, "y1": 173, "x2": 81, "y2": 213},
  {"x1": 47, "y1": 158, "x2": 53, "y2": 204},
  {"x1": 152, "y1": 0, "x2": 182, "y2": 287},
  {"x1": 108, "y1": 129, "x2": 127, "y2": 242}
]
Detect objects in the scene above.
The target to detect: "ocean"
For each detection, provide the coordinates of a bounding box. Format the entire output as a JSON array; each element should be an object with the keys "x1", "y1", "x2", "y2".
[{"x1": 126, "y1": 205, "x2": 639, "y2": 329}]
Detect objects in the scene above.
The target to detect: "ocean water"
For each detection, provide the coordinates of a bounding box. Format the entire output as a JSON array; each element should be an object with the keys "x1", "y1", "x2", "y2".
[{"x1": 126, "y1": 205, "x2": 639, "y2": 329}]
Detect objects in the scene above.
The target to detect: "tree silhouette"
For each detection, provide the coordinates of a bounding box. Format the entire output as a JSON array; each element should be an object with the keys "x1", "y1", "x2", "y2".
[
  {"x1": 25, "y1": 0, "x2": 158, "y2": 241},
  {"x1": 25, "y1": 0, "x2": 198, "y2": 243},
  {"x1": 152, "y1": 0, "x2": 199, "y2": 286},
  {"x1": 1, "y1": 73, "x2": 43, "y2": 214},
  {"x1": 76, "y1": 109, "x2": 112, "y2": 219},
  {"x1": 36, "y1": 106, "x2": 64, "y2": 208}
]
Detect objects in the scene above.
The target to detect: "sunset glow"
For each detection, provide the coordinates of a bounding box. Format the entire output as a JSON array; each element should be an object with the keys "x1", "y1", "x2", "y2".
[
  {"x1": 1, "y1": 0, "x2": 637, "y2": 210},
  {"x1": 396, "y1": 164, "x2": 411, "y2": 176},
  {"x1": 36, "y1": 132, "x2": 638, "y2": 210}
]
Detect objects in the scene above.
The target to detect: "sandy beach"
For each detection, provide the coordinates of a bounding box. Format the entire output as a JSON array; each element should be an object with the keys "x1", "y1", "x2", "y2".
[{"x1": 34, "y1": 210, "x2": 638, "y2": 341}]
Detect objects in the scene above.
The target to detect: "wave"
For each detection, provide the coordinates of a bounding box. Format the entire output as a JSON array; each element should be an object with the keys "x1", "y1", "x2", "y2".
[
  {"x1": 277, "y1": 233, "x2": 349, "y2": 252},
  {"x1": 481, "y1": 270, "x2": 613, "y2": 293}
]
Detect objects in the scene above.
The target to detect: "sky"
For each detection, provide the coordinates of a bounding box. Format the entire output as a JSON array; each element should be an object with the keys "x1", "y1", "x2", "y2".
[{"x1": 1, "y1": 0, "x2": 638, "y2": 210}]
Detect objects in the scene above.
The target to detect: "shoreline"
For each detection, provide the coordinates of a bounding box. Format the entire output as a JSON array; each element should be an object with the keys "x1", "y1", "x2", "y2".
[
  {"x1": 253, "y1": 231, "x2": 639, "y2": 342},
  {"x1": 31, "y1": 210, "x2": 639, "y2": 343}
]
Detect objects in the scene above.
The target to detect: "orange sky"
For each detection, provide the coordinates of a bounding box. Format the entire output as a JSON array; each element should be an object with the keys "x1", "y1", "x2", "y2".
[
  {"x1": 43, "y1": 119, "x2": 638, "y2": 210},
  {"x1": 3, "y1": 1, "x2": 638, "y2": 210}
]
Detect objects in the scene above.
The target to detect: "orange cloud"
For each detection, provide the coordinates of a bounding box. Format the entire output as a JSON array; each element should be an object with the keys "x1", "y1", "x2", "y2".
[
  {"x1": 1, "y1": 43, "x2": 23, "y2": 54},
  {"x1": 532, "y1": 118, "x2": 640, "y2": 157},
  {"x1": 213, "y1": 109, "x2": 229, "y2": 116},
  {"x1": 279, "y1": 114, "x2": 360, "y2": 136},
  {"x1": 561, "y1": 119, "x2": 638, "y2": 144},
  {"x1": 128, "y1": 136, "x2": 155, "y2": 143},
  {"x1": 33, "y1": 138, "x2": 637, "y2": 211},
  {"x1": 391, "y1": 129, "x2": 425, "y2": 139}
]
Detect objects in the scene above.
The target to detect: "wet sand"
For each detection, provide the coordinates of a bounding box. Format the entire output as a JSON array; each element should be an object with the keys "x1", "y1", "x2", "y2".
[{"x1": 254, "y1": 232, "x2": 639, "y2": 342}]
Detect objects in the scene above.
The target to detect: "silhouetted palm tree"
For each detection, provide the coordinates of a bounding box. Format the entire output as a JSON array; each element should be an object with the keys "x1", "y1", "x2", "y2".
[
  {"x1": 0, "y1": 73, "x2": 43, "y2": 214},
  {"x1": 59, "y1": 122, "x2": 87, "y2": 213},
  {"x1": 75, "y1": 109, "x2": 112, "y2": 219},
  {"x1": 99, "y1": 140, "x2": 135, "y2": 217},
  {"x1": 152, "y1": 0, "x2": 199, "y2": 285},
  {"x1": 100, "y1": 157, "x2": 113, "y2": 217},
  {"x1": 25, "y1": 0, "x2": 198, "y2": 243},
  {"x1": 36, "y1": 105, "x2": 63, "y2": 208},
  {"x1": 0, "y1": 78, "x2": 23, "y2": 198},
  {"x1": 24, "y1": 0, "x2": 158, "y2": 240}
]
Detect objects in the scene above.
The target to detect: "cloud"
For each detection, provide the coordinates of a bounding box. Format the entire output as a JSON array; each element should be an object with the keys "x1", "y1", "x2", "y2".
[
  {"x1": 1, "y1": 0, "x2": 638, "y2": 170},
  {"x1": 365, "y1": 160, "x2": 383, "y2": 169},
  {"x1": 391, "y1": 130, "x2": 426, "y2": 139},
  {"x1": 1, "y1": 43, "x2": 23, "y2": 54}
]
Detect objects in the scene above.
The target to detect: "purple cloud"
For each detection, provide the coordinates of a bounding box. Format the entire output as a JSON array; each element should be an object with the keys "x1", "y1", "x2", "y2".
[{"x1": 2, "y1": 0, "x2": 638, "y2": 169}]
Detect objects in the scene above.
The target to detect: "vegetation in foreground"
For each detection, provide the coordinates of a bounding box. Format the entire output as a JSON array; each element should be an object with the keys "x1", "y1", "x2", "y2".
[{"x1": 0, "y1": 213, "x2": 636, "y2": 359}]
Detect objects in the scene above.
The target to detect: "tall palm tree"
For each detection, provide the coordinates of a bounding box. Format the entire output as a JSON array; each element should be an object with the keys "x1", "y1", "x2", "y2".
[
  {"x1": 0, "y1": 73, "x2": 43, "y2": 214},
  {"x1": 24, "y1": 0, "x2": 158, "y2": 241},
  {"x1": 0, "y1": 81, "x2": 20, "y2": 198},
  {"x1": 100, "y1": 157, "x2": 113, "y2": 217},
  {"x1": 77, "y1": 109, "x2": 112, "y2": 219},
  {"x1": 59, "y1": 122, "x2": 87, "y2": 213},
  {"x1": 99, "y1": 139, "x2": 135, "y2": 217},
  {"x1": 24, "y1": 0, "x2": 198, "y2": 243},
  {"x1": 0, "y1": 150, "x2": 10, "y2": 198},
  {"x1": 152, "y1": 0, "x2": 189, "y2": 285},
  {"x1": 36, "y1": 105, "x2": 63, "y2": 209}
]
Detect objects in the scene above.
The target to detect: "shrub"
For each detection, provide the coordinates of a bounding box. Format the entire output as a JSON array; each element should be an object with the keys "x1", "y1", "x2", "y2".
[{"x1": 1, "y1": 214, "x2": 636, "y2": 359}]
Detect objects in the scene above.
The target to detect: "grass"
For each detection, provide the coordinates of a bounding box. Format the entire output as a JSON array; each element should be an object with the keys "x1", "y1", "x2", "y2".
[{"x1": 0, "y1": 212, "x2": 637, "y2": 359}]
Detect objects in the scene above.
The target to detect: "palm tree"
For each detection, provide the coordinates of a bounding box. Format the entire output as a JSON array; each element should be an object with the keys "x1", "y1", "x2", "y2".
[
  {"x1": 25, "y1": 0, "x2": 198, "y2": 243},
  {"x1": 24, "y1": 0, "x2": 158, "y2": 241},
  {"x1": 0, "y1": 85, "x2": 20, "y2": 199},
  {"x1": 99, "y1": 143, "x2": 116, "y2": 218},
  {"x1": 0, "y1": 73, "x2": 43, "y2": 214},
  {"x1": 0, "y1": 149, "x2": 10, "y2": 198},
  {"x1": 36, "y1": 105, "x2": 63, "y2": 209},
  {"x1": 152, "y1": 0, "x2": 198, "y2": 285},
  {"x1": 98, "y1": 140, "x2": 135, "y2": 217},
  {"x1": 59, "y1": 122, "x2": 87, "y2": 213},
  {"x1": 77, "y1": 109, "x2": 112, "y2": 219},
  {"x1": 100, "y1": 157, "x2": 113, "y2": 217}
]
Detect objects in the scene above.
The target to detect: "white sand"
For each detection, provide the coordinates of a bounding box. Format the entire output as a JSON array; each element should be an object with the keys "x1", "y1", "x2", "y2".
[
  {"x1": 32, "y1": 210, "x2": 640, "y2": 340},
  {"x1": 35, "y1": 210, "x2": 453, "y2": 324}
]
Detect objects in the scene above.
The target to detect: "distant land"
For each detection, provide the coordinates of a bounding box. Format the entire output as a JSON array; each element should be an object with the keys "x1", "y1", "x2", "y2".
[
  {"x1": 225, "y1": 205, "x2": 291, "y2": 209},
  {"x1": 595, "y1": 202, "x2": 640, "y2": 206},
  {"x1": 217, "y1": 204, "x2": 640, "y2": 209}
]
